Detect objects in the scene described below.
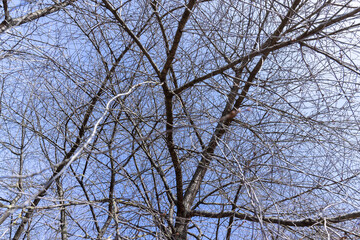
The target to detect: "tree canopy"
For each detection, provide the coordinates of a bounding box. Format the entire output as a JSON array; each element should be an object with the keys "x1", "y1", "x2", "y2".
[{"x1": 1, "y1": 0, "x2": 360, "y2": 239}]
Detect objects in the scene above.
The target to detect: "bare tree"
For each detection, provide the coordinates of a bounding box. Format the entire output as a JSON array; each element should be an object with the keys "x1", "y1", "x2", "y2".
[{"x1": 1, "y1": 0, "x2": 360, "y2": 239}]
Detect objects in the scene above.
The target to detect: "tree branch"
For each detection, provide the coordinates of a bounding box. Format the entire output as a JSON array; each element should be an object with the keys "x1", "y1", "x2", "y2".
[
  {"x1": 0, "y1": 0, "x2": 76, "y2": 33},
  {"x1": 191, "y1": 210, "x2": 360, "y2": 227}
]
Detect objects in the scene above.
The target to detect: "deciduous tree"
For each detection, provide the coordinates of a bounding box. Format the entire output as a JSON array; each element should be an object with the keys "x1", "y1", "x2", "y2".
[{"x1": 1, "y1": 0, "x2": 360, "y2": 239}]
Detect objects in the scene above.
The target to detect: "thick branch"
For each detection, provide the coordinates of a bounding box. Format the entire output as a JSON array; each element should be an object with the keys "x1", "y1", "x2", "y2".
[
  {"x1": 176, "y1": 1, "x2": 302, "y2": 238},
  {"x1": 160, "y1": 0, "x2": 197, "y2": 80},
  {"x1": 0, "y1": 0, "x2": 76, "y2": 33},
  {"x1": 183, "y1": 54, "x2": 267, "y2": 211},
  {"x1": 191, "y1": 210, "x2": 360, "y2": 227},
  {"x1": 2, "y1": 0, "x2": 9, "y2": 21}
]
